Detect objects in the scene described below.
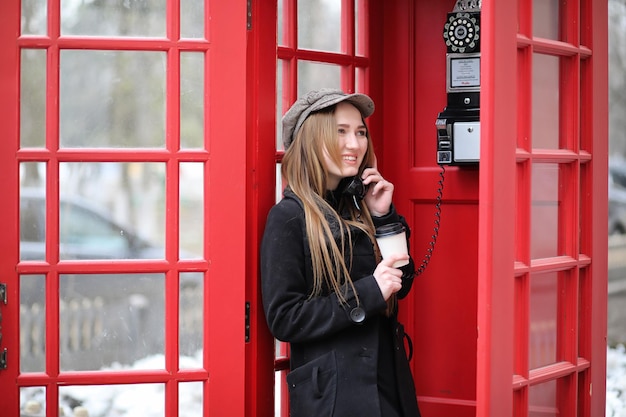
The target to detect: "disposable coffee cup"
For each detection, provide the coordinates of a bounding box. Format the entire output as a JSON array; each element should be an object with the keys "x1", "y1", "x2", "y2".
[{"x1": 375, "y1": 222, "x2": 409, "y2": 267}]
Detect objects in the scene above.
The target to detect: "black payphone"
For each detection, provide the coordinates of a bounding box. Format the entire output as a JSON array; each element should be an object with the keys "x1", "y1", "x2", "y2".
[
  {"x1": 407, "y1": 2, "x2": 483, "y2": 277},
  {"x1": 436, "y1": 1, "x2": 481, "y2": 165}
]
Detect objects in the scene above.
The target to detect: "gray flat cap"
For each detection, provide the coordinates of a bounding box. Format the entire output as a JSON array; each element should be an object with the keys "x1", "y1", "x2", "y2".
[{"x1": 282, "y1": 88, "x2": 375, "y2": 149}]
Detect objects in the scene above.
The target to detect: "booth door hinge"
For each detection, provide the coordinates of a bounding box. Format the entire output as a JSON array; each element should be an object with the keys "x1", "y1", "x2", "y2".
[
  {"x1": 245, "y1": 301, "x2": 251, "y2": 342},
  {"x1": 0, "y1": 283, "x2": 6, "y2": 305},
  {"x1": 0, "y1": 283, "x2": 6, "y2": 370},
  {"x1": 246, "y1": 0, "x2": 252, "y2": 30}
]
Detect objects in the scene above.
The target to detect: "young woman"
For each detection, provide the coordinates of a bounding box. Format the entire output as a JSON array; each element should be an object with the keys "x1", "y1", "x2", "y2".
[{"x1": 261, "y1": 89, "x2": 421, "y2": 417}]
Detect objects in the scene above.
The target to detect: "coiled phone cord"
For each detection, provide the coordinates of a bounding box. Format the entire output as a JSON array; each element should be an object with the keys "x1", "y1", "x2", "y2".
[{"x1": 413, "y1": 164, "x2": 445, "y2": 277}]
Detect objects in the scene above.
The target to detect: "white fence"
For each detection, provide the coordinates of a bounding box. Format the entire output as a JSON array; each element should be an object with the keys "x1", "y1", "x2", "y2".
[{"x1": 20, "y1": 289, "x2": 203, "y2": 372}]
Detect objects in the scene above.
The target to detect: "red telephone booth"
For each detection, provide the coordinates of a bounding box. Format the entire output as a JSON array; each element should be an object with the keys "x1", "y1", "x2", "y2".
[{"x1": 0, "y1": 0, "x2": 608, "y2": 416}]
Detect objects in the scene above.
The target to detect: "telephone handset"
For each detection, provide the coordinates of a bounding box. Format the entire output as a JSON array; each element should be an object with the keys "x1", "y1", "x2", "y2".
[
  {"x1": 342, "y1": 175, "x2": 368, "y2": 211},
  {"x1": 343, "y1": 176, "x2": 368, "y2": 200}
]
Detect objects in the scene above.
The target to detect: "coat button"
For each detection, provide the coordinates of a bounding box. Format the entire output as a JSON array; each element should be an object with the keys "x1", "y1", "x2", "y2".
[{"x1": 349, "y1": 307, "x2": 365, "y2": 323}]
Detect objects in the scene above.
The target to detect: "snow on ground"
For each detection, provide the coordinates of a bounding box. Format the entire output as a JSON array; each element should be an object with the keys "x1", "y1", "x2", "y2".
[
  {"x1": 19, "y1": 345, "x2": 626, "y2": 417},
  {"x1": 607, "y1": 344, "x2": 626, "y2": 417}
]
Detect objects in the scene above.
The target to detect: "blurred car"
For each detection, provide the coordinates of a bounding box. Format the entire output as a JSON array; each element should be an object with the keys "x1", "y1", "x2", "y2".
[
  {"x1": 19, "y1": 189, "x2": 203, "y2": 370},
  {"x1": 609, "y1": 161, "x2": 626, "y2": 235},
  {"x1": 19, "y1": 188, "x2": 202, "y2": 299},
  {"x1": 20, "y1": 188, "x2": 164, "y2": 261}
]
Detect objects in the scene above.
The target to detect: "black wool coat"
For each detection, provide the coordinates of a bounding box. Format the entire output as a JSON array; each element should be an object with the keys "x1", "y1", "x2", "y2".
[{"x1": 261, "y1": 187, "x2": 421, "y2": 417}]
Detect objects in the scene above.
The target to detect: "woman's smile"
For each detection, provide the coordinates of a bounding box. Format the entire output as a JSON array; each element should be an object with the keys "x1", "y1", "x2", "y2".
[{"x1": 324, "y1": 102, "x2": 369, "y2": 189}]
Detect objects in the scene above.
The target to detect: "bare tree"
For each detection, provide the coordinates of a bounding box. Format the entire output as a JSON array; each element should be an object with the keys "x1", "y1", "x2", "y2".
[{"x1": 609, "y1": 0, "x2": 626, "y2": 157}]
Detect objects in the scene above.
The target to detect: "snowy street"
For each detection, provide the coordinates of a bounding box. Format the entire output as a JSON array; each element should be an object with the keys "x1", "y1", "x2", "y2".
[{"x1": 17, "y1": 345, "x2": 626, "y2": 417}]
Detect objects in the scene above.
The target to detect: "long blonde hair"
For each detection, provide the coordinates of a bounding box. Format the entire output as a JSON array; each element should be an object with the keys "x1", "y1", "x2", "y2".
[{"x1": 281, "y1": 106, "x2": 379, "y2": 305}]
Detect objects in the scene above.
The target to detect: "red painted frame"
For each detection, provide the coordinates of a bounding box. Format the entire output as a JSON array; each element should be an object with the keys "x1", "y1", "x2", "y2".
[
  {"x1": 0, "y1": 0, "x2": 21, "y2": 412},
  {"x1": 506, "y1": 0, "x2": 608, "y2": 415},
  {"x1": 245, "y1": 0, "x2": 277, "y2": 416},
  {"x1": 0, "y1": 0, "x2": 248, "y2": 415},
  {"x1": 477, "y1": 0, "x2": 517, "y2": 415},
  {"x1": 1, "y1": 0, "x2": 608, "y2": 415},
  {"x1": 378, "y1": 0, "x2": 607, "y2": 416}
]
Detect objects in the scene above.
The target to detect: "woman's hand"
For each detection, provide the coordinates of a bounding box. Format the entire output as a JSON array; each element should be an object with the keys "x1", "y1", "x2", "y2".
[
  {"x1": 361, "y1": 166, "x2": 393, "y2": 217},
  {"x1": 373, "y1": 254, "x2": 409, "y2": 300}
]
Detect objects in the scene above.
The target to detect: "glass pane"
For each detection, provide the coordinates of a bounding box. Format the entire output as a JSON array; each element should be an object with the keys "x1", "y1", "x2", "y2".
[
  {"x1": 61, "y1": 0, "x2": 166, "y2": 37},
  {"x1": 514, "y1": 162, "x2": 529, "y2": 262},
  {"x1": 513, "y1": 275, "x2": 526, "y2": 375},
  {"x1": 58, "y1": 384, "x2": 164, "y2": 416},
  {"x1": 277, "y1": 60, "x2": 285, "y2": 149},
  {"x1": 20, "y1": 387, "x2": 46, "y2": 416},
  {"x1": 21, "y1": 0, "x2": 46, "y2": 35},
  {"x1": 20, "y1": 49, "x2": 46, "y2": 149},
  {"x1": 533, "y1": 0, "x2": 559, "y2": 40},
  {"x1": 297, "y1": 61, "x2": 341, "y2": 97},
  {"x1": 276, "y1": 164, "x2": 283, "y2": 203},
  {"x1": 580, "y1": 58, "x2": 591, "y2": 152},
  {"x1": 579, "y1": 0, "x2": 591, "y2": 46},
  {"x1": 578, "y1": 267, "x2": 592, "y2": 352},
  {"x1": 59, "y1": 162, "x2": 165, "y2": 260},
  {"x1": 60, "y1": 273, "x2": 165, "y2": 371},
  {"x1": 180, "y1": 382, "x2": 204, "y2": 416},
  {"x1": 356, "y1": 0, "x2": 366, "y2": 56},
  {"x1": 60, "y1": 50, "x2": 166, "y2": 148},
  {"x1": 274, "y1": 340, "x2": 289, "y2": 415},
  {"x1": 181, "y1": 0, "x2": 205, "y2": 38},
  {"x1": 529, "y1": 379, "x2": 557, "y2": 417},
  {"x1": 277, "y1": 0, "x2": 285, "y2": 46},
  {"x1": 529, "y1": 272, "x2": 557, "y2": 369},
  {"x1": 275, "y1": 369, "x2": 287, "y2": 417},
  {"x1": 20, "y1": 163, "x2": 46, "y2": 261},
  {"x1": 531, "y1": 163, "x2": 559, "y2": 259},
  {"x1": 181, "y1": 53, "x2": 205, "y2": 149},
  {"x1": 180, "y1": 272, "x2": 204, "y2": 361},
  {"x1": 517, "y1": 49, "x2": 531, "y2": 151},
  {"x1": 579, "y1": 162, "x2": 590, "y2": 248},
  {"x1": 180, "y1": 163, "x2": 204, "y2": 258},
  {"x1": 297, "y1": 0, "x2": 341, "y2": 52},
  {"x1": 532, "y1": 54, "x2": 560, "y2": 149},
  {"x1": 20, "y1": 275, "x2": 46, "y2": 373}
]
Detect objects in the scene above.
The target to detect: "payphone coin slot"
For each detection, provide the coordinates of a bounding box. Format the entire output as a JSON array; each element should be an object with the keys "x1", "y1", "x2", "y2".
[{"x1": 453, "y1": 121, "x2": 480, "y2": 162}]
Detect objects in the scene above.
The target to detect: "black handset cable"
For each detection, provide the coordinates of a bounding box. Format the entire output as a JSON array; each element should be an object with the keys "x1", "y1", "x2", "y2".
[{"x1": 414, "y1": 163, "x2": 445, "y2": 277}]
